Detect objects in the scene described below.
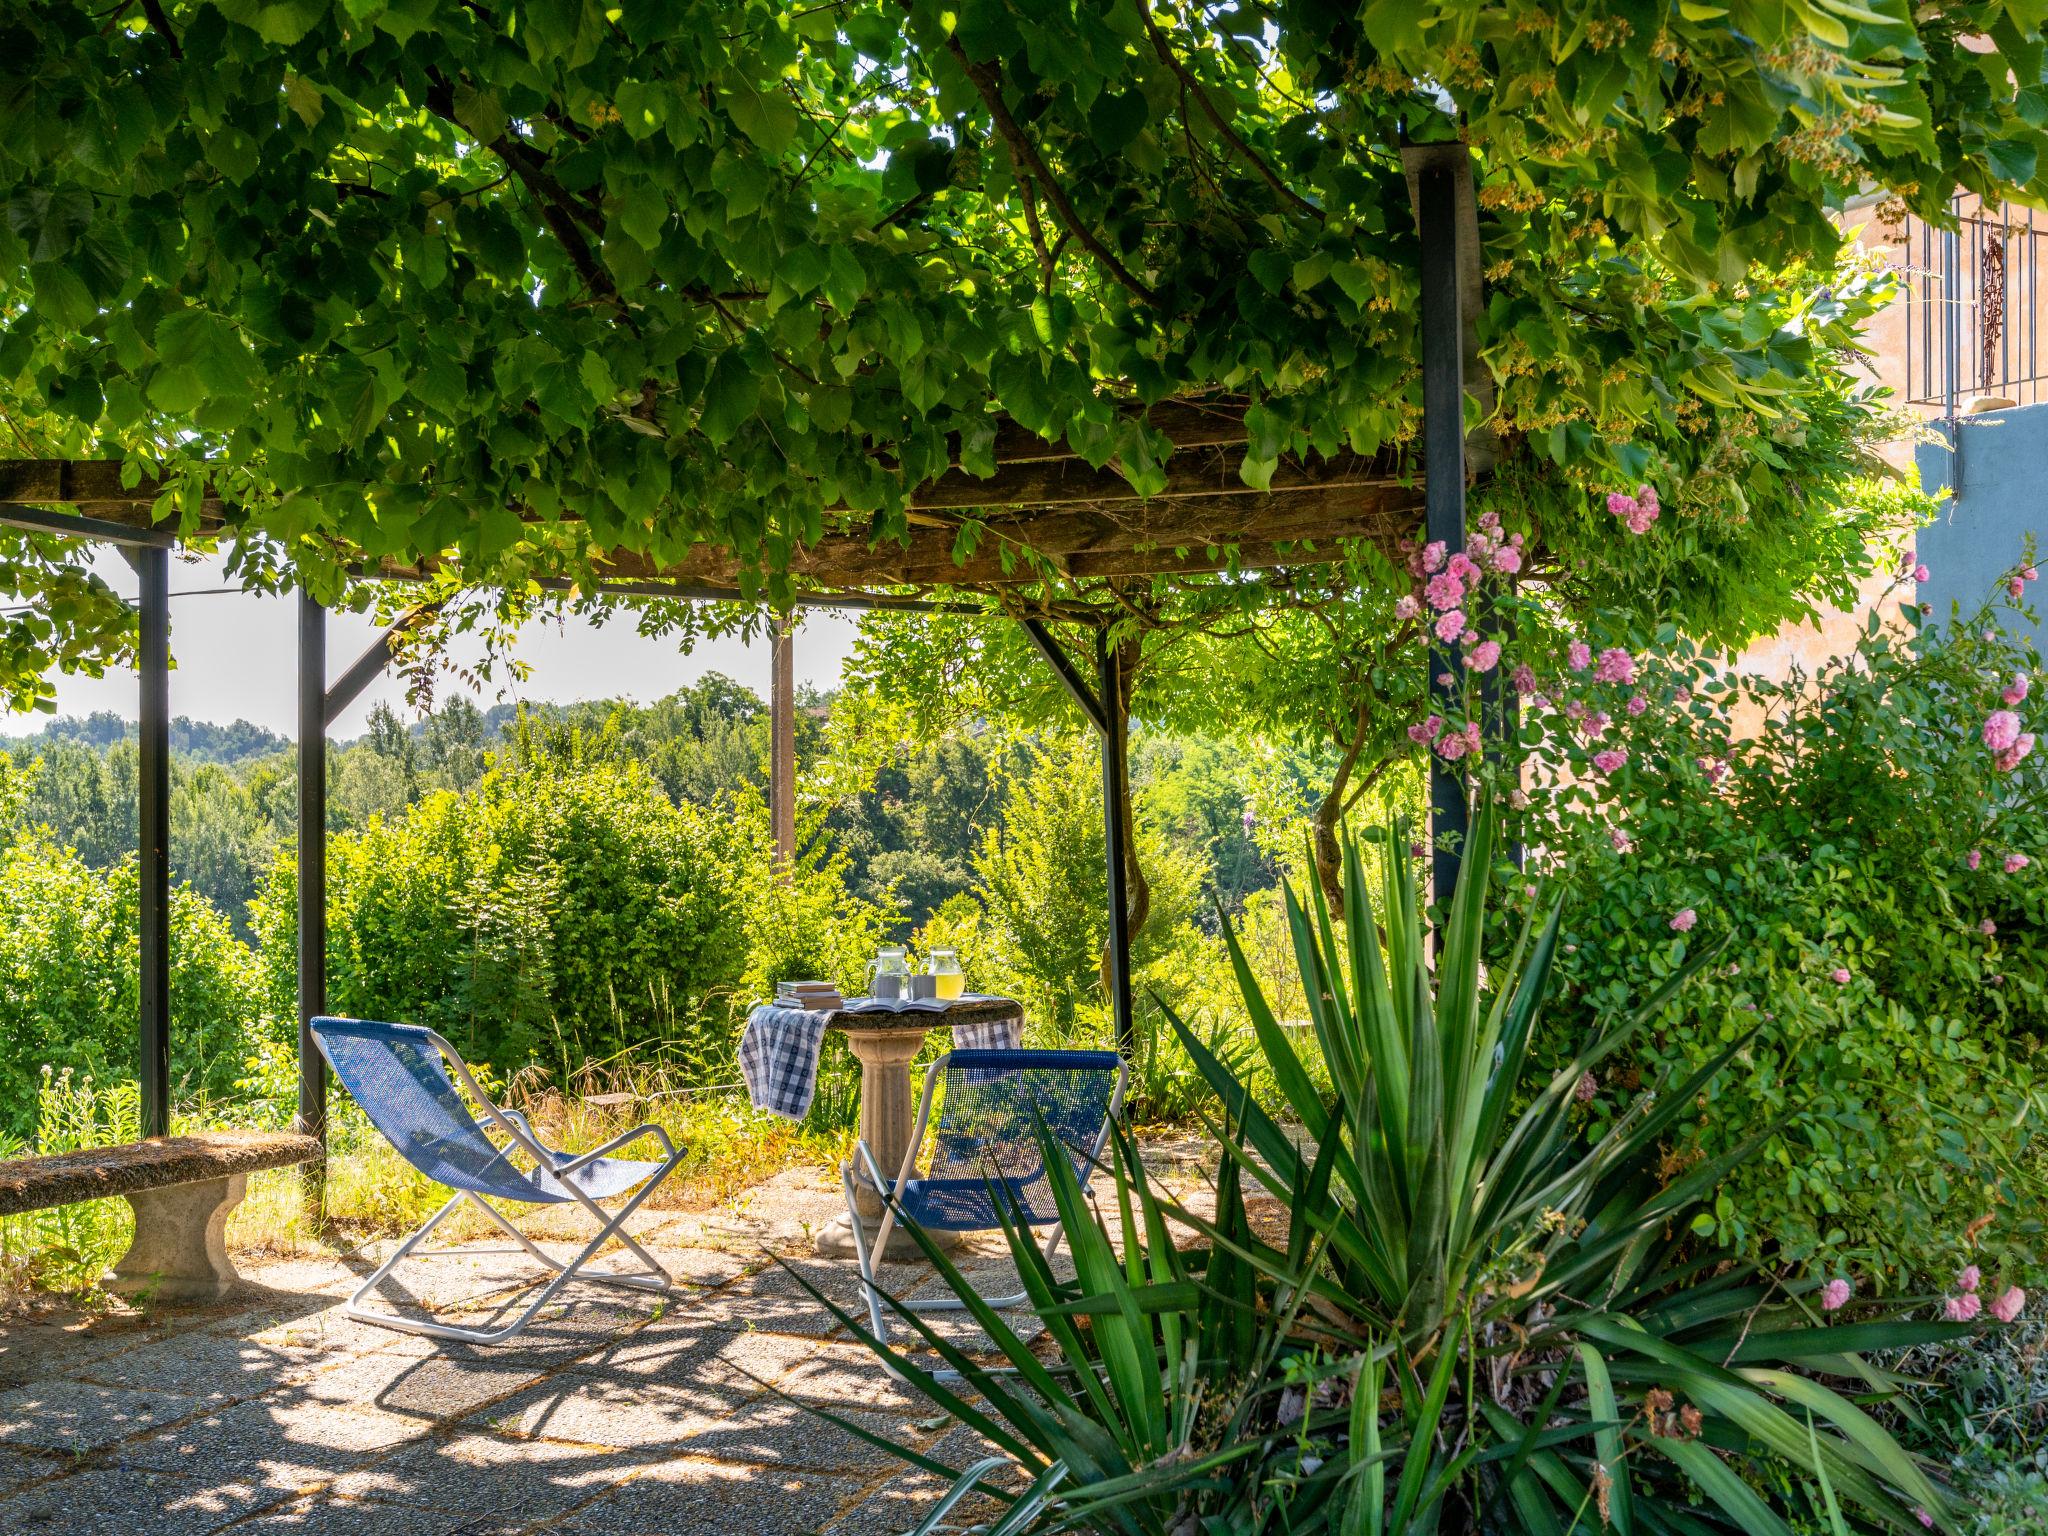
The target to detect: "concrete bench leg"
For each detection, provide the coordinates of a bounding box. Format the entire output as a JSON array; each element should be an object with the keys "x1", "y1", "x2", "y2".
[{"x1": 108, "y1": 1173, "x2": 248, "y2": 1303}]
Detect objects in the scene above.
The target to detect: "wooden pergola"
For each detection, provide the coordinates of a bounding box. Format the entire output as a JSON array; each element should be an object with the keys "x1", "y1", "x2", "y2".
[{"x1": 0, "y1": 146, "x2": 1483, "y2": 1171}]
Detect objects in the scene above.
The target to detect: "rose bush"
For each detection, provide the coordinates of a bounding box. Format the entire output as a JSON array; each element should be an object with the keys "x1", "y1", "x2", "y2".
[{"x1": 1442, "y1": 549, "x2": 2048, "y2": 1290}]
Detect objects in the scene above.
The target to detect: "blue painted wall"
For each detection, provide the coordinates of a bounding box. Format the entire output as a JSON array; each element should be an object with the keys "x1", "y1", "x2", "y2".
[{"x1": 1915, "y1": 401, "x2": 2048, "y2": 648}]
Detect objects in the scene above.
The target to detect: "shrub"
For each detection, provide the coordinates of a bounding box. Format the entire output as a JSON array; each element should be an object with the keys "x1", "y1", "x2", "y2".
[
  {"x1": 251, "y1": 755, "x2": 753, "y2": 1079},
  {"x1": 1497, "y1": 574, "x2": 2048, "y2": 1288},
  {"x1": 968, "y1": 736, "x2": 1204, "y2": 1029},
  {"x1": 837, "y1": 806, "x2": 1977, "y2": 1532},
  {"x1": 0, "y1": 833, "x2": 266, "y2": 1137}
]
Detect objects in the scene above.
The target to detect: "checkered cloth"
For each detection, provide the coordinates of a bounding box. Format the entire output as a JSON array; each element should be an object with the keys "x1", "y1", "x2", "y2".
[{"x1": 739, "y1": 1000, "x2": 1023, "y2": 1121}]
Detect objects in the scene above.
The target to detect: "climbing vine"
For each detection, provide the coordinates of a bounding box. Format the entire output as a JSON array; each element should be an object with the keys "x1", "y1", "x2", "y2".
[{"x1": 0, "y1": 0, "x2": 2039, "y2": 704}]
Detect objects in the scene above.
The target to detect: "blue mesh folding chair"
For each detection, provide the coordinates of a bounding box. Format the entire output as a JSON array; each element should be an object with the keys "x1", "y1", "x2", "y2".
[
  {"x1": 843, "y1": 1047, "x2": 1128, "y2": 1353},
  {"x1": 312, "y1": 1016, "x2": 685, "y2": 1346}
]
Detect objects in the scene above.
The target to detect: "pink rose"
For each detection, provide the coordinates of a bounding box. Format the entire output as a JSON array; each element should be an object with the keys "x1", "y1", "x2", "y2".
[
  {"x1": 1434, "y1": 610, "x2": 1466, "y2": 643},
  {"x1": 1830, "y1": 967, "x2": 1851, "y2": 985},
  {"x1": 1594, "y1": 648, "x2": 1637, "y2": 685},
  {"x1": 1422, "y1": 540, "x2": 1447, "y2": 573},
  {"x1": 1568, "y1": 641, "x2": 1593, "y2": 673},
  {"x1": 1914, "y1": 563, "x2": 1931, "y2": 582},
  {"x1": 1574, "y1": 1071, "x2": 1598, "y2": 1102},
  {"x1": 2006, "y1": 854, "x2": 2029, "y2": 873},
  {"x1": 1425, "y1": 571, "x2": 1465, "y2": 612},
  {"x1": 1674, "y1": 686, "x2": 1692, "y2": 706},
  {"x1": 2026, "y1": 566, "x2": 2040, "y2": 582},
  {"x1": 1670, "y1": 908, "x2": 1696, "y2": 932},
  {"x1": 2011, "y1": 576, "x2": 2027, "y2": 601},
  {"x1": 1984, "y1": 710, "x2": 2023, "y2": 753},
  {"x1": 1510, "y1": 664, "x2": 1538, "y2": 696},
  {"x1": 2005, "y1": 673, "x2": 2030, "y2": 706},
  {"x1": 1493, "y1": 545, "x2": 1523, "y2": 575},
  {"x1": 1446, "y1": 552, "x2": 1482, "y2": 584},
  {"x1": 1968, "y1": 849, "x2": 1983, "y2": 870},
  {"x1": 1981, "y1": 918, "x2": 1998, "y2": 936},
  {"x1": 1580, "y1": 710, "x2": 1611, "y2": 739},
  {"x1": 1945, "y1": 1292, "x2": 1983, "y2": 1322},
  {"x1": 1995, "y1": 732, "x2": 2036, "y2": 772},
  {"x1": 1959, "y1": 1265, "x2": 1982, "y2": 1294},
  {"x1": 1626, "y1": 693, "x2": 1648, "y2": 716},
  {"x1": 1393, "y1": 594, "x2": 1421, "y2": 622},
  {"x1": 1407, "y1": 714, "x2": 1445, "y2": 745},
  {"x1": 1467, "y1": 639, "x2": 1502, "y2": 673},
  {"x1": 1991, "y1": 1286, "x2": 2027, "y2": 1323},
  {"x1": 1508, "y1": 789, "x2": 1530, "y2": 810},
  {"x1": 1820, "y1": 1277, "x2": 1853, "y2": 1312},
  {"x1": 1609, "y1": 826, "x2": 1633, "y2": 854},
  {"x1": 1592, "y1": 748, "x2": 1628, "y2": 775}
]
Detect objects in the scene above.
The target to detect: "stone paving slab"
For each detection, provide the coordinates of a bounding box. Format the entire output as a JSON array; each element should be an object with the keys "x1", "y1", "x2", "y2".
[
  {"x1": 0, "y1": 1463, "x2": 280, "y2": 1534},
  {"x1": 0, "y1": 1136, "x2": 1213, "y2": 1533},
  {"x1": 326, "y1": 1427, "x2": 651, "y2": 1518},
  {"x1": 551, "y1": 1458, "x2": 867, "y2": 1536},
  {"x1": 0, "y1": 1378, "x2": 206, "y2": 1453}
]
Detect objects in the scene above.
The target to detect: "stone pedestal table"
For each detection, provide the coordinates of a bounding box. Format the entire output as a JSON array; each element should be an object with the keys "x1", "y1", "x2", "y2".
[{"x1": 811, "y1": 996, "x2": 1024, "y2": 1262}]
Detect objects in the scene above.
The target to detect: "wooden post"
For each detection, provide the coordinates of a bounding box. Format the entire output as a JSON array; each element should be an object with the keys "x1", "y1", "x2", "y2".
[{"x1": 770, "y1": 612, "x2": 796, "y2": 871}]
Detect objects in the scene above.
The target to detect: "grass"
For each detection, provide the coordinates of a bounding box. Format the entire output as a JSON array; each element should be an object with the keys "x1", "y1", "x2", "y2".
[{"x1": 0, "y1": 1058, "x2": 848, "y2": 1303}]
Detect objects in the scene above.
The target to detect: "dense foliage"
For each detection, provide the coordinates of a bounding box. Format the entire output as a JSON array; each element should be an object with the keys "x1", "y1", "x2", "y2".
[
  {"x1": 1455, "y1": 565, "x2": 2048, "y2": 1290},
  {"x1": 0, "y1": 754, "x2": 264, "y2": 1137},
  {"x1": 836, "y1": 806, "x2": 1981, "y2": 1533},
  {"x1": 0, "y1": 0, "x2": 2036, "y2": 707}
]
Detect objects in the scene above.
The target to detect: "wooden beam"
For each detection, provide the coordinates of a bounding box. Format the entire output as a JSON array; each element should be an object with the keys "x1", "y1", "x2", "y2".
[
  {"x1": 0, "y1": 459, "x2": 227, "y2": 517},
  {"x1": 604, "y1": 482, "x2": 1421, "y2": 589}
]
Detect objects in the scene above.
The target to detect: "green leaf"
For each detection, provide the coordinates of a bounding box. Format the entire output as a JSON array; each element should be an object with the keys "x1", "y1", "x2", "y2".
[
  {"x1": 721, "y1": 79, "x2": 797, "y2": 156},
  {"x1": 1087, "y1": 90, "x2": 1148, "y2": 153},
  {"x1": 5, "y1": 188, "x2": 91, "y2": 263}
]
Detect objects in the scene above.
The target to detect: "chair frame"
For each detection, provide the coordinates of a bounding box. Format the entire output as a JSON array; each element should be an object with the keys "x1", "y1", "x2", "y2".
[
  {"x1": 841, "y1": 1048, "x2": 1128, "y2": 1353},
  {"x1": 317, "y1": 1021, "x2": 683, "y2": 1347}
]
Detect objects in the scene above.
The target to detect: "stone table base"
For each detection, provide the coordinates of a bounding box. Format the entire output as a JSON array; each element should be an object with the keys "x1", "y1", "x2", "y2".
[{"x1": 812, "y1": 1208, "x2": 962, "y2": 1262}]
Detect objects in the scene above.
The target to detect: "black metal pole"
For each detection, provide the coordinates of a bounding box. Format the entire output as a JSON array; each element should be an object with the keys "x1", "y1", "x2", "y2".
[
  {"x1": 1419, "y1": 154, "x2": 1469, "y2": 905},
  {"x1": 136, "y1": 547, "x2": 171, "y2": 1139},
  {"x1": 1097, "y1": 630, "x2": 1135, "y2": 1056},
  {"x1": 296, "y1": 592, "x2": 327, "y2": 1154}
]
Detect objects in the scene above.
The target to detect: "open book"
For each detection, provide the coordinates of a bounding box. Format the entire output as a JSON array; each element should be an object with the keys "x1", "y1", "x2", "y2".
[{"x1": 841, "y1": 993, "x2": 998, "y2": 1014}]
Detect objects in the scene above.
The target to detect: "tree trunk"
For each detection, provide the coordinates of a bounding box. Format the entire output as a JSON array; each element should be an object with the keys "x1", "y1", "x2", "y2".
[{"x1": 1314, "y1": 707, "x2": 1373, "y2": 911}]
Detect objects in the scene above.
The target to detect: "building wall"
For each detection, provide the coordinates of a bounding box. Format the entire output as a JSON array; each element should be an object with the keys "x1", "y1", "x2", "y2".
[{"x1": 1915, "y1": 404, "x2": 2048, "y2": 645}]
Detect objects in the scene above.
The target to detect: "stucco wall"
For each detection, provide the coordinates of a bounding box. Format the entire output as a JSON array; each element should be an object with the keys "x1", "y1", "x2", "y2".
[{"x1": 1915, "y1": 403, "x2": 2048, "y2": 645}]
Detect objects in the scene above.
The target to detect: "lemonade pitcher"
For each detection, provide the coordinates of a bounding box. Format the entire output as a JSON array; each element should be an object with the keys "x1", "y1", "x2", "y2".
[{"x1": 928, "y1": 947, "x2": 965, "y2": 1000}]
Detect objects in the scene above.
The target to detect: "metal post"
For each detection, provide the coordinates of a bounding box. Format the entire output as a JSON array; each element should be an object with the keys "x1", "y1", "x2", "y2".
[
  {"x1": 1097, "y1": 631, "x2": 1135, "y2": 1056},
  {"x1": 136, "y1": 547, "x2": 171, "y2": 1140},
  {"x1": 770, "y1": 612, "x2": 795, "y2": 872},
  {"x1": 296, "y1": 592, "x2": 327, "y2": 1155},
  {"x1": 1418, "y1": 153, "x2": 1469, "y2": 904}
]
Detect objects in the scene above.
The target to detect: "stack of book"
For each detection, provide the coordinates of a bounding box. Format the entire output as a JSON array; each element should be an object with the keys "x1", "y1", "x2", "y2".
[{"x1": 776, "y1": 979, "x2": 844, "y2": 1011}]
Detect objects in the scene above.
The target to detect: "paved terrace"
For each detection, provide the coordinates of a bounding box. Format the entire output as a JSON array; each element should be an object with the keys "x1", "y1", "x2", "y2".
[{"x1": 0, "y1": 1142, "x2": 1215, "y2": 1536}]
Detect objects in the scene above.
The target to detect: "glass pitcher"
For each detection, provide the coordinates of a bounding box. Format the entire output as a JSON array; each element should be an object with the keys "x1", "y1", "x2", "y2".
[
  {"x1": 866, "y1": 946, "x2": 911, "y2": 1001},
  {"x1": 927, "y1": 947, "x2": 965, "y2": 1001}
]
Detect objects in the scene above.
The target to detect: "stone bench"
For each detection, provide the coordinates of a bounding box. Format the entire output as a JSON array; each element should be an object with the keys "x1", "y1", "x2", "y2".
[{"x1": 0, "y1": 1131, "x2": 323, "y2": 1301}]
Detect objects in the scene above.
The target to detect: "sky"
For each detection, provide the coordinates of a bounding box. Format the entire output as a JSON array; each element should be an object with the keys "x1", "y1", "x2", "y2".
[{"x1": 44, "y1": 547, "x2": 865, "y2": 738}]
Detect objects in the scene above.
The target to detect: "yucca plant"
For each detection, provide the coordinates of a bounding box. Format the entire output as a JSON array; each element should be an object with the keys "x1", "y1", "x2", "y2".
[{"x1": 815, "y1": 800, "x2": 1973, "y2": 1534}]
